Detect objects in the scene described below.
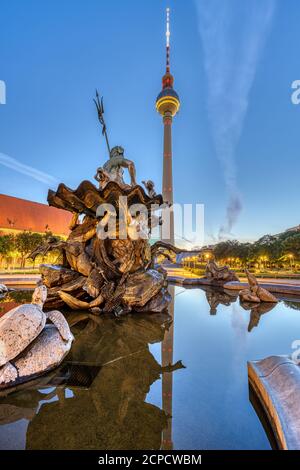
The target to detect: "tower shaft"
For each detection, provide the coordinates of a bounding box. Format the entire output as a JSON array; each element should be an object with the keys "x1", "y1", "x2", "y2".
[{"x1": 162, "y1": 113, "x2": 175, "y2": 245}]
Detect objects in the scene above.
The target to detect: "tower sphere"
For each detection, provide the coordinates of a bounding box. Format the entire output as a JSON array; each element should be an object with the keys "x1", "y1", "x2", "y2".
[
  {"x1": 156, "y1": 72, "x2": 180, "y2": 117},
  {"x1": 156, "y1": 86, "x2": 180, "y2": 117}
]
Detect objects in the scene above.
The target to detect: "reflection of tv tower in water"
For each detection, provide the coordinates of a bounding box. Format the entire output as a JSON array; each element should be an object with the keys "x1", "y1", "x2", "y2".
[
  {"x1": 156, "y1": 7, "x2": 180, "y2": 245},
  {"x1": 161, "y1": 284, "x2": 175, "y2": 450}
]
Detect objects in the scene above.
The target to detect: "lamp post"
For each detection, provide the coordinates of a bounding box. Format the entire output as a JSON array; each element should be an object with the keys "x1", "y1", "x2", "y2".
[{"x1": 288, "y1": 253, "x2": 294, "y2": 270}]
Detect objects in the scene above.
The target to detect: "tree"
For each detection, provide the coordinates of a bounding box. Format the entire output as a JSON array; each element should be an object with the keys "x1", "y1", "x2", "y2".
[
  {"x1": 0, "y1": 233, "x2": 15, "y2": 267},
  {"x1": 209, "y1": 229, "x2": 300, "y2": 272},
  {"x1": 213, "y1": 240, "x2": 239, "y2": 261},
  {"x1": 15, "y1": 231, "x2": 44, "y2": 268},
  {"x1": 213, "y1": 240, "x2": 248, "y2": 265},
  {"x1": 282, "y1": 233, "x2": 300, "y2": 260},
  {"x1": 252, "y1": 235, "x2": 284, "y2": 266},
  {"x1": 236, "y1": 243, "x2": 252, "y2": 266}
]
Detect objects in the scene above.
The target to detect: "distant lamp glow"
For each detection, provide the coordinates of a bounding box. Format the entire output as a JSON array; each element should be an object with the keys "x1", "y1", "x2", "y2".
[{"x1": 287, "y1": 253, "x2": 294, "y2": 269}]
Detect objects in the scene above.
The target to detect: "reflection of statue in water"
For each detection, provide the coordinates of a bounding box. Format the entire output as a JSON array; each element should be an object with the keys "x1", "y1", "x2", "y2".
[
  {"x1": 204, "y1": 287, "x2": 238, "y2": 315},
  {"x1": 204, "y1": 259, "x2": 239, "y2": 285},
  {"x1": 0, "y1": 313, "x2": 184, "y2": 450},
  {"x1": 240, "y1": 301, "x2": 276, "y2": 332}
]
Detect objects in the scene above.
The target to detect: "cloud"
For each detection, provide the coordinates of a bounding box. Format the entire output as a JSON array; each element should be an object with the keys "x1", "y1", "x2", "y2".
[
  {"x1": 0, "y1": 80, "x2": 6, "y2": 105},
  {"x1": 0, "y1": 152, "x2": 59, "y2": 186},
  {"x1": 195, "y1": 0, "x2": 276, "y2": 239}
]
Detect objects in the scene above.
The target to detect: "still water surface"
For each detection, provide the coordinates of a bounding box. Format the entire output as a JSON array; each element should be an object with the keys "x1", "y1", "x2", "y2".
[{"x1": 1, "y1": 285, "x2": 300, "y2": 450}]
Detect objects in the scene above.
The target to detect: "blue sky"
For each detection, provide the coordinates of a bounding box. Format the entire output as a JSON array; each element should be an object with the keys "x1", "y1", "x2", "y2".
[{"x1": 0, "y1": 0, "x2": 299, "y2": 244}]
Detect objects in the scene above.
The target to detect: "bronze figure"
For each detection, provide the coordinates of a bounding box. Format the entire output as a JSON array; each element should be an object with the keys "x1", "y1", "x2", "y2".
[{"x1": 28, "y1": 94, "x2": 175, "y2": 316}]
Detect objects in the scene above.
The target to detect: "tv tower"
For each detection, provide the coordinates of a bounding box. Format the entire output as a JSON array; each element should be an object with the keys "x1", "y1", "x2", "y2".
[{"x1": 156, "y1": 7, "x2": 180, "y2": 245}]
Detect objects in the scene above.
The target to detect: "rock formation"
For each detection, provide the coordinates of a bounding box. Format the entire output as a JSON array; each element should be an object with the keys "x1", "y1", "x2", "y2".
[
  {"x1": 0, "y1": 283, "x2": 73, "y2": 390},
  {"x1": 239, "y1": 269, "x2": 278, "y2": 304}
]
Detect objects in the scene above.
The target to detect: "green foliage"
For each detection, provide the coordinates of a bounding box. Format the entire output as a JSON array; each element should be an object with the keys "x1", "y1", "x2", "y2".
[
  {"x1": 0, "y1": 230, "x2": 65, "y2": 269},
  {"x1": 0, "y1": 233, "x2": 15, "y2": 256},
  {"x1": 282, "y1": 233, "x2": 300, "y2": 258},
  {"x1": 211, "y1": 230, "x2": 300, "y2": 267},
  {"x1": 14, "y1": 231, "x2": 44, "y2": 267},
  {"x1": 213, "y1": 240, "x2": 253, "y2": 265},
  {"x1": 0, "y1": 230, "x2": 53, "y2": 268}
]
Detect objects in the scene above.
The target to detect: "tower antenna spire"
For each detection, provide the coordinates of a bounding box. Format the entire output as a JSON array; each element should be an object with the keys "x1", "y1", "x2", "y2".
[{"x1": 166, "y1": 7, "x2": 170, "y2": 72}]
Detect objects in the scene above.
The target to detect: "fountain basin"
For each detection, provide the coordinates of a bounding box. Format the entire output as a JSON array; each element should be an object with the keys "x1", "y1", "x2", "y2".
[{"x1": 248, "y1": 355, "x2": 300, "y2": 450}]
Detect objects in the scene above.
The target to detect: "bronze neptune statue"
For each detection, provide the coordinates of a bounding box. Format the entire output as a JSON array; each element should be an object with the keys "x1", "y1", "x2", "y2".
[{"x1": 28, "y1": 92, "x2": 177, "y2": 316}]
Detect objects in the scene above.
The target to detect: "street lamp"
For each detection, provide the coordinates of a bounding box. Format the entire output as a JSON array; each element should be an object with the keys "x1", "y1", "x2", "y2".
[
  {"x1": 288, "y1": 253, "x2": 294, "y2": 270},
  {"x1": 259, "y1": 255, "x2": 268, "y2": 271}
]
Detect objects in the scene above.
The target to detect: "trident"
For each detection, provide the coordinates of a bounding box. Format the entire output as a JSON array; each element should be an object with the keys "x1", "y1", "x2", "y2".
[{"x1": 94, "y1": 90, "x2": 111, "y2": 156}]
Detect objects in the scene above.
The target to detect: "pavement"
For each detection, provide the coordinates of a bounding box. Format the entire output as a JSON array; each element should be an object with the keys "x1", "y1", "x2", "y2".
[
  {"x1": 0, "y1": 273, "x2": 40, "y2": 286},
  {"x1": 2, "y1": 266, "x2": 300, "y2": 296},
  {"x1": 164, "y1": 265, "x2": 300, "y2": 296}
]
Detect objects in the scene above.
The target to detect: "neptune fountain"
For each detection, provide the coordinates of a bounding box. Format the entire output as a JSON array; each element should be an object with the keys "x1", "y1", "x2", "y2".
[{"x1": 0, "y1": 92, "x2": 178, "y2": 390}]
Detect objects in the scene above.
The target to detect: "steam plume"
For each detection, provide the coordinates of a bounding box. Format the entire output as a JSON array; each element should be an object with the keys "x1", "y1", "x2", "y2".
[{"x1": 195, "y1": 0, "x2": 276, "y2": 239}]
